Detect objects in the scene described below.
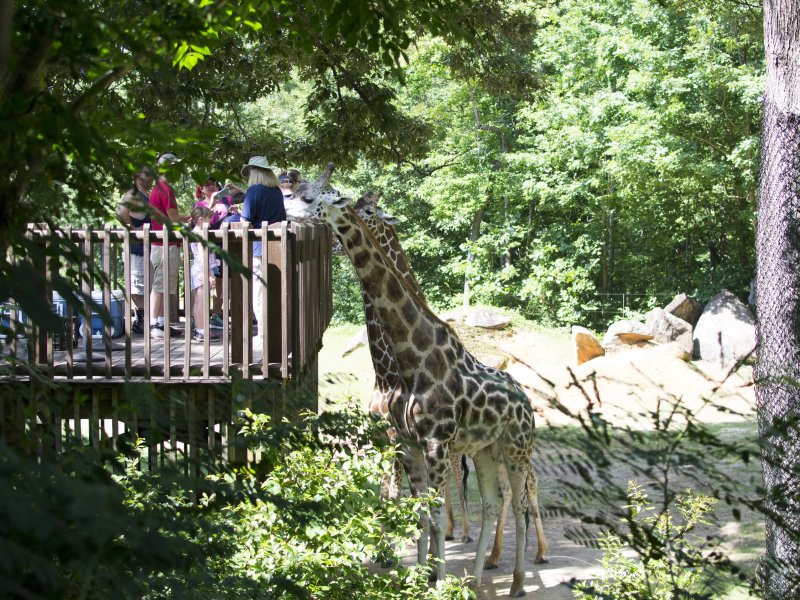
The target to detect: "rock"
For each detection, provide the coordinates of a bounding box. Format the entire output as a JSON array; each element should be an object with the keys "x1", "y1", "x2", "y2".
[
  {"x1": 603, "y1": 320, "x2": 653, "y2": 349},
  {"x1": 438, "y1": 309, "x2": 464, "y2": 323},
  {"x1": 693, "y1": 290, "x2": 756, "y2": 370},
  {"x1": 573, "y1": 326, "x2": 605, "y2": 365},
  {"x1": 478, "y1": 354, "x2": 508, "y2": 370},
  {"x1": 646, "y1": 308, "x2": 694, "y2": 356},
  {"x1": 465, "y1": 308, "x2": 512, "y2": 330},
  {"x1": 341, "y1": 326, "x2": 368, "y2": 357},
  {"x1": 654, "y1": 342, "x2": 692, "y2": 362},
  {"x1": 664, "y1": 293, "x2": 704, "y2": 328}
]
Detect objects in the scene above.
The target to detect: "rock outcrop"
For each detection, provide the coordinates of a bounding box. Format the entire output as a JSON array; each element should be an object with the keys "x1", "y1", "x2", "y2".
[
  {"x1": 573, "y1": 326, "x2": 605, "y2": 365},
  {"x1": 693, "y1": 290, "x2": 756, "y2": 370},
  {"x1": 465, "y1": 308, "x2": 512, "y2": 330},
  {"x1": 646, "y1": 308, "x2": 694, "y2": 356},
  {"x1": 603, "y1": 320, "x2": 653, "y2": 350},
  {"x1": 664, "y1": 293, "x2": 704, "y2": 328}
]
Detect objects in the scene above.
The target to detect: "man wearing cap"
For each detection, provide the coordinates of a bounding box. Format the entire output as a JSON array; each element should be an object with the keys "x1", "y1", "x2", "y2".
[
  {"x1": 230, "y1": 156, "x2": 286, "y2": 354},
  {"x1": 148, "y1": 153, "x2": 190, "y2": 339}
]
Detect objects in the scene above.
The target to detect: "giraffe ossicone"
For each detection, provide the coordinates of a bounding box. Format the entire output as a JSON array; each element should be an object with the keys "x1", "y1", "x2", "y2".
[{"x1": 286, "y1": 177, "x2": 547, "y2": 597}]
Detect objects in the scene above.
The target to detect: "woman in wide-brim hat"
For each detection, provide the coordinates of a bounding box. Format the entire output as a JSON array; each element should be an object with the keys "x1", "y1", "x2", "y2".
[{"x1": 233, "y1": 156, "x2": 286, "y2": 355}]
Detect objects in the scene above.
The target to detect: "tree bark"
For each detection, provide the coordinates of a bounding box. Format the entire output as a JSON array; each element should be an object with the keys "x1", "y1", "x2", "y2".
[
  {"x1": 463, "y1": 206, "x2": 484, "y2": 309},
  {"x1": 756, "y1": 1, "x2": 800, "y2": 596}
]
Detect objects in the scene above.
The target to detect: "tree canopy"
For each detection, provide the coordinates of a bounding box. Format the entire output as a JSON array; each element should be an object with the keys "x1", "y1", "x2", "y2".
[{"x1": 2, "y1": 0, "x2": 764, "y2": 329}]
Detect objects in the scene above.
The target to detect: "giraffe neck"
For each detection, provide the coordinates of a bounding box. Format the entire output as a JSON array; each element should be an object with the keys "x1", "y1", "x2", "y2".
[
  {"x1": 335, "y1": 208, "x2": 461, "y2": 380},
  {"x1": 364, "y1": 216, "x2": 423, "y2": 300}
]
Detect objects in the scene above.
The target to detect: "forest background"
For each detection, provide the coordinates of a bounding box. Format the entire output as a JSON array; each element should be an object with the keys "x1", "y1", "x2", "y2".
[
  {"x1": 2, "y1": 0, "x2": 764, "y2": 330},
  {"x1": 0, "y1": 0, "x2": 779, "y2": 597}
]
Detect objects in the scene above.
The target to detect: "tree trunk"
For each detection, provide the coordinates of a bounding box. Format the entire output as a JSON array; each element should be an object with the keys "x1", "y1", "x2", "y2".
[
  {"x1": 463, "y1": 207, "x2": 484, "y2": 309},
  {"x1": 756, "y1": 1, "x2": 800, "y2": 596}
]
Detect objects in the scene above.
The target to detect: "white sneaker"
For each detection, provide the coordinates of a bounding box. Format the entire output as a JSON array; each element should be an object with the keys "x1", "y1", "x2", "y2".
[{"x1": 150, "y1": 324, "x2": 164, "y2": 339}]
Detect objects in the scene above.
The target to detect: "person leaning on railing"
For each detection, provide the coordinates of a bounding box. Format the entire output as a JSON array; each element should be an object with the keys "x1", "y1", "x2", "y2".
[
  {"x1": 148, "y1": 153, "x2": 191, "y2": 340},
  {"x1": 195, "y1": 176, "x2": 231, "y2": 329},
  {"x1": 227, "y1": 156, "x2": 286, "y2": 353},
  {"x1": 116, "y1": 166, "x2": 154, "y2": 334}
]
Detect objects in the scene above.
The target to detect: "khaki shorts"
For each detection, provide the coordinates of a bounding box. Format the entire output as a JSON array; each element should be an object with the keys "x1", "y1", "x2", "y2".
[
  {"x1": 130, "y1": 254, "x2": 149, "y2": 296},
  {"x1": 150, "y1": 245, "x2": 180, "y2": 294}
]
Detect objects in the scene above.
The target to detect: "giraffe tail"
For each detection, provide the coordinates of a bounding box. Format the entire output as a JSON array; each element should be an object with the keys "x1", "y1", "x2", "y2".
[{"x1": 461, "y1": 453, "x2": 469, "y2": 501}]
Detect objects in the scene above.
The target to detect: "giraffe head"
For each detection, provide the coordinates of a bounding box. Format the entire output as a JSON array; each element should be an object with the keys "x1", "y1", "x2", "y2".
[
  {"x1": 353, "y1": 191, "x2": 401, "y2": 226},
  {"x1": 285, "y1": 163, "x2": 351, "y2": 224}
]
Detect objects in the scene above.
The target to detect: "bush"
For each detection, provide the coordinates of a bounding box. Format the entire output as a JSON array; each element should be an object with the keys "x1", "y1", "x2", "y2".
[
  {"x1": 1, "y1": 404, "x2": 473, "y2": 599},
  {"x1": 574, "y1": 483, "x2": 716, "y2": 600}
]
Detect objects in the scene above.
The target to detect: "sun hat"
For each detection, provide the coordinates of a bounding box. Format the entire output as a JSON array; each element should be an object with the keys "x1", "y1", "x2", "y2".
[
  {"x1": 157, "y1": 153, "x2": 181, "y2": 166},
  {"x1": 241, "y1": 156, "x2": 280, "y2": 177}
]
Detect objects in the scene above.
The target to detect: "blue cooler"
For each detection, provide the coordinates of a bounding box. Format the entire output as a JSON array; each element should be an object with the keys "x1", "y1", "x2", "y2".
[
  {"x1": 78, "y1": 290, "x2": 125, "y2": 338},
  {"x1": 0, "y1": 304, "x2": 27, "y2": 332},
  {"x1": 52, "y1": 292, "x2": 69, "y2": 317}
]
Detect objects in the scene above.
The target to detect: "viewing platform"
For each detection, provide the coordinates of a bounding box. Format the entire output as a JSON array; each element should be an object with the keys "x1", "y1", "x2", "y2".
[{"x1": 0, "y1": 222, "x2": 334, "y2": 467}]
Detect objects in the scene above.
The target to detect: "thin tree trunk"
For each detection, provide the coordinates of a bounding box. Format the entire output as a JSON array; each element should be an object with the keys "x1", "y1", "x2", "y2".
[
  {"x1": 463, "y1": 207, "x2": 484, "y2": 309},
  {"x1": 756, "y1": 1, "x2": 800, "y2": 596}
]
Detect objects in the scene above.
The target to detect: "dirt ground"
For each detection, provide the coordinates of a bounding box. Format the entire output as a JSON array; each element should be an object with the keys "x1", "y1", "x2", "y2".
[{"x1": 320, "y1": 321, "x2": 758, "y2": 599}]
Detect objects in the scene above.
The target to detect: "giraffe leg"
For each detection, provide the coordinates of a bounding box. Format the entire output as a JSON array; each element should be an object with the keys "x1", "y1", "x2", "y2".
[
  {"x1": 444, "y1": 472, "x2": 455, "y2": 541},
  {"x1": 470, "y1": 446, "x2": 504, "y2": 589},
  {"x1": 446, "y1": 452, "x2": 472, "y2": 542},
  {"x1": 454, "y1": 453, "x2": 472, "y2": 542},
  {"x1": 487, "y1": 460, "x2": 511, "y2": 569},
  {"x1": 397, "y1": 441, "x2": 429, "y2": 565},
  {"x1": 424, "y1": 441, "x2": 450, "y2": 583},
  {"x1": 507, "y1": 459, "x2": 530, "y2": 598},
  {"x1": 527, "y1": 462, "x2": 549, "y2": 564}
]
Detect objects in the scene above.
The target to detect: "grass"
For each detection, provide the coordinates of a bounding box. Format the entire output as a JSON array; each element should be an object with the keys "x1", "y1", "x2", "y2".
[{"x1": 318, "y1": 324, "x2": 375, "y2": 410}]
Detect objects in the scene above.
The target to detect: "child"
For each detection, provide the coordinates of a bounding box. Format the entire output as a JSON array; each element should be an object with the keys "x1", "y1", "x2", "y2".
[{"x1": 190, "y1": 206, "x2": 221, "y2": 342}]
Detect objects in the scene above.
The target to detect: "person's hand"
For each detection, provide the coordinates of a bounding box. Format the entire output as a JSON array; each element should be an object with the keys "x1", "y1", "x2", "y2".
[{"x1": 226, "y1": 183, "x2": 244, "y2": 195}]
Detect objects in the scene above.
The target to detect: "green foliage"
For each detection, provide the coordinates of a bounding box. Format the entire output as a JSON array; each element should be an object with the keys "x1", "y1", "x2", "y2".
[
  {"x1": 0, "y1": 440, "x2": 228, "y2": 599},
  {"x1": 331, "y1": 0, "x2": 763, "y2": 326},
  {"x1": 574, "y1": 483, "x2": 717, "y2": 600},
  {"x1": 331, "y1": 255, "x2": 366, "y2": 326},
  {"x1": 0, "y1": 398, "x2": 473, "y2": 599}
]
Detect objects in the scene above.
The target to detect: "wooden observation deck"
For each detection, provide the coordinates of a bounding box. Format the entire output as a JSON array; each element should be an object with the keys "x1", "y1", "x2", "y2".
[{"x1": 0, "y1": 222, "x2": 333, "y2": 468}]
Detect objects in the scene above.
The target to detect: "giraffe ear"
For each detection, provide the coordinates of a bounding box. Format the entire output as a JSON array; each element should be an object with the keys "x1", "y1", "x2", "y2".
[
  {"x1": 333, "y1": 195, "x2": 352, "y2": 209},
  {"x1": 376, "y1": 207, "x2": 401, "y2": 225}
]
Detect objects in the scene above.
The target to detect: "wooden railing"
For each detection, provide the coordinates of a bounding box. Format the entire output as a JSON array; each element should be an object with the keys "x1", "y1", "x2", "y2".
[{"x1": 3, "y1": 222, "x2": 333, "y2": 384}]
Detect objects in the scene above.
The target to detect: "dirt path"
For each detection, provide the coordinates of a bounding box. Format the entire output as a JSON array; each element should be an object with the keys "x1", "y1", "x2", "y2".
[{"x1": 321, "y1": 322, "x2": 758, "y2": 598}]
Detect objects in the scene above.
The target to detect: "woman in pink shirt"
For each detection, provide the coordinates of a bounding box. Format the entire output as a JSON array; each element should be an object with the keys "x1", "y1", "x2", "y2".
[{"x1": 194, "y1": 176, "x2": 230, "y2": 328}]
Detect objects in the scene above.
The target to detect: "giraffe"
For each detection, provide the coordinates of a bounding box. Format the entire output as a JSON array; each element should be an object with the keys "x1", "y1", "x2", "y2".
[
  {"x1": 353, "y1": 191, "x2": 472, "y2": 544},
  {"x1": 286, "y1": 179, "x2": 547, "y2": 597},
  {"x1": 354, "y1": 193, "x2": 531, "y2": 568}
]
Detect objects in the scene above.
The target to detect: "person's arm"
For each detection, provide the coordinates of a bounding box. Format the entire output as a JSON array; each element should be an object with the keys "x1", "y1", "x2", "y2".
[
  {"x1": 116, "y1": 191, "x2": 133, "y2": 226},
  {"x1": 240, "y1": 188, "x2": 253, "y2": 223},
  {"x1": 116, "y1": 204, "x2": 131, "y2": 226},
  {"x1": 165, "y1": 206, "x2": 191, "y2": 223}
]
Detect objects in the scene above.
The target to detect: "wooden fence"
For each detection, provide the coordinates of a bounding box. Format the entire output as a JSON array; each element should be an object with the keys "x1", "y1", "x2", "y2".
[
  {"x1": 0, "y1": 222, "x2": 333, "y2": 467},
  {"x1": 3, "y1": 221, "x2": 333, "y2": 383}
]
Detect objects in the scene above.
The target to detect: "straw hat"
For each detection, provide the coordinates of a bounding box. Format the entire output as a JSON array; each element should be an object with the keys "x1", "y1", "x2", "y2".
[{"x1": 241, "y1": 156, "x2": 280, "y2": 177}]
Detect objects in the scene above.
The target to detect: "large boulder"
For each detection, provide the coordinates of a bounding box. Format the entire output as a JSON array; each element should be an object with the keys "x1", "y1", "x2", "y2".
[
  {"x1": 478, "y1": 354, "x2": 508, "y2": 370},
  {"x1": 465, "y1": 308, "x2": 512, "y2": 330},
  {"x1": 573, "y1": 326, "x2": 605, "y2": 365},
  {"x1": 646, "y1": 308, "x2": 694, "y2": 356},
  {"x1": 603, "y1": 320, "x2": 653, "y2": 350},
  {"x1": 693, "y1": 290, "x2": 756, "y2": 370},
  {"x1": 664, "y1": 293, "x2": 704, "y2": 328}
]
